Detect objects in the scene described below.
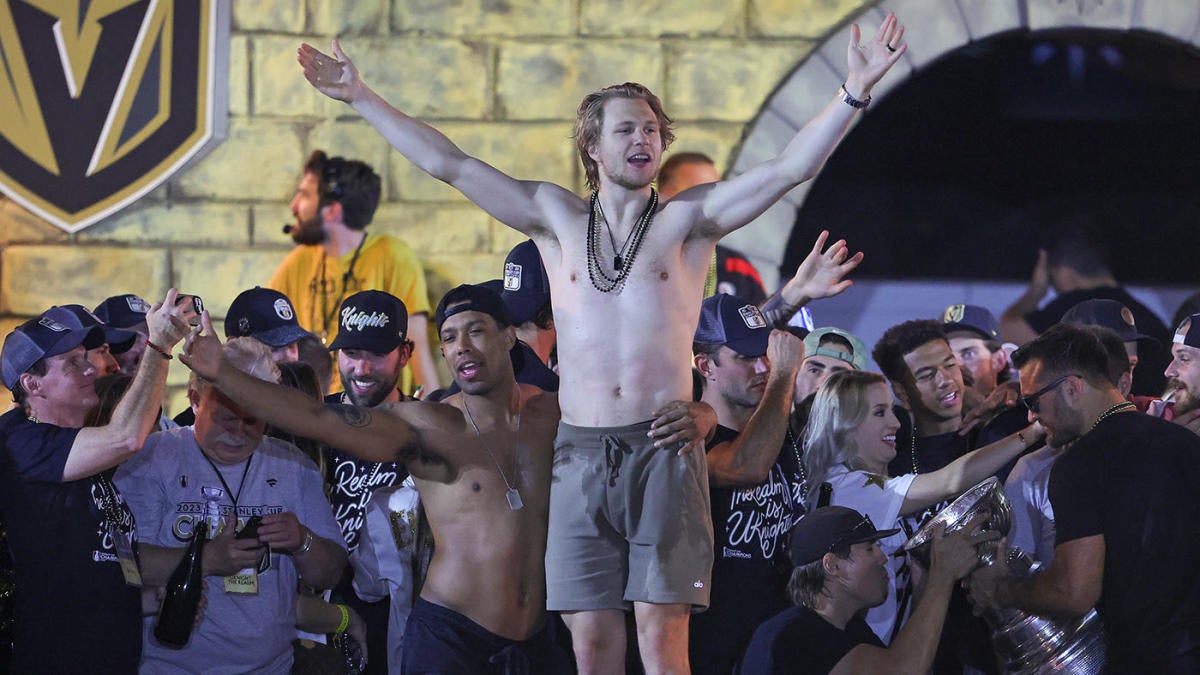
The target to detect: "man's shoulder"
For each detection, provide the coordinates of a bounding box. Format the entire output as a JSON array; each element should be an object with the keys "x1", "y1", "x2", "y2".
[{"x1": 256, "y1": 435, "x2": 323, "y2": 471}]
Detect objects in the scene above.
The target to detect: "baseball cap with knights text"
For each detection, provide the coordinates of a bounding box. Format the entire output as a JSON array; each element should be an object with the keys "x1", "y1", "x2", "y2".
[{"x1": 328, "y1": 290, "x2": 409, "y2": 354}]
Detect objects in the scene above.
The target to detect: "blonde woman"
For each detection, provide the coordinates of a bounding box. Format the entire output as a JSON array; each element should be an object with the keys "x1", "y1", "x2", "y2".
[{"x1": 802, "y1": 370, "x2": 1042, "y2": 644}]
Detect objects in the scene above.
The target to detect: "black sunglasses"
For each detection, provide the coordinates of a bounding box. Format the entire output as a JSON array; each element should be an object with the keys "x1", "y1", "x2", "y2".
[{"x1": 1021, "y1": 373, "x2": 1079, "y2": 413}]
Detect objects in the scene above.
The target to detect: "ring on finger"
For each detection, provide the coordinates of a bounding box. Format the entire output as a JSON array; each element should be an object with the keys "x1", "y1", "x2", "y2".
[{"x1": 887, "y1": 44, "x2": 898, "y2": 52}]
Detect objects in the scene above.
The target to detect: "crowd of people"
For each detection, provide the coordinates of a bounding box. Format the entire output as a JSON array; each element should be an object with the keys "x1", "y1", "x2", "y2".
[{"x1": 4, "y1": 11, "x2": 1200, "y2": 675}]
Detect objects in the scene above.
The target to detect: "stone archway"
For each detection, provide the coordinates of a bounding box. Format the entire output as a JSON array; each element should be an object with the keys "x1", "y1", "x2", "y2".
[{"x1": 721, "y1": 0, "x2": 1200, "y2": 289}]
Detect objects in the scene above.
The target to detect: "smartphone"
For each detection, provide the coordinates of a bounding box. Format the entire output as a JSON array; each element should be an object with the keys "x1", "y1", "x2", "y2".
[
  {"x1": 175, "y1": 294, "x2": 204, "y2": 326},
  {"x1": 235, "y1": 515, "x2": 263, "y2": 540}
]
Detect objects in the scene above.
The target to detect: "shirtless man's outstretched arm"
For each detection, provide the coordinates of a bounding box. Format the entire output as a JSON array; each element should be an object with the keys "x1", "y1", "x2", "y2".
[
  {"x1": 298, "y1": 41, "x2": 575, "y2": 241},
  {"x1": 180, "y1": 313, "x2": 437, "y2": 474},
  {"x1": 670, "y1": 14, "x2": 907, "y2": 239}
]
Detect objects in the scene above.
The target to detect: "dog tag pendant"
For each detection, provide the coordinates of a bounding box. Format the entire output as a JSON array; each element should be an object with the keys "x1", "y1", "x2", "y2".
[
  {"x1": 506, "y1": 488, "x2": 524, "y2": 511},
  {"x1": 613, "y1": 256, "x2": 622, "y2": 270}
]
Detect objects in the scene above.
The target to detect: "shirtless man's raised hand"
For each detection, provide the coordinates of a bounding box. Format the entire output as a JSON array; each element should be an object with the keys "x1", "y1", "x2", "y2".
[{"x1": 299, "y1": 16, "x2": 904, "y2": 673}]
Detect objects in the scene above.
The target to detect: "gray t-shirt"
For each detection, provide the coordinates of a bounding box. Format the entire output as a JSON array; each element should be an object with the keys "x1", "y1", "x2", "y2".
[{"x1": 114, "y1": 426, "x2": 344, "y2": 674}]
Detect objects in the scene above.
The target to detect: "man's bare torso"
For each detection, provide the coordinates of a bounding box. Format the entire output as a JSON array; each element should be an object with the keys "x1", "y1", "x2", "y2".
[
  {"x1": 400, "y1": 385, "x2": 558, "y2": 640},
  {"x1": 536, "y1": 198, "x2": 716, "y2": 426}
]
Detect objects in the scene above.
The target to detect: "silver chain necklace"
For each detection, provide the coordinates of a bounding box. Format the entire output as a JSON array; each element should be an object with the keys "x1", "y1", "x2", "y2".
[{"x1": 462, "y1": 387, "x2": 524, "y2": 511}]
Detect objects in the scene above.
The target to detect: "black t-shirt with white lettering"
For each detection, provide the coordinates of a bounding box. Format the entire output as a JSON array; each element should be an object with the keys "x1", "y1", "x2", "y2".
[
  {"x1": 1049, "y1": 411, "x2": 1200, "y2": 670},
  {"x1": 740, "y1": 605, "x2": 883, "y2": 674},
  {"x1": 691, "y1": 425, "x2": 806, "y2": 675},
  {"x1": 0, "y1": 408, "x2": 141, "y2": 673}
]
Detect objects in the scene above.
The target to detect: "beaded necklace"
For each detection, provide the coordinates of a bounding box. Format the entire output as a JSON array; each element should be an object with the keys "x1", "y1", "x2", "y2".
[
  {"x1": 586, "y1": 189, "x2": 658, "y2": 293},
  {"x1": 784, "y1": 426, "x2": 809, "y2": 501}
]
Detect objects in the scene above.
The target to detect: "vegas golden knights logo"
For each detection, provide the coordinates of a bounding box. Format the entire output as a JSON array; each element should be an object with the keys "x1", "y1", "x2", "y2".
[{"x1": 0, "y1": 0, "x2": 228, "y2": 232}]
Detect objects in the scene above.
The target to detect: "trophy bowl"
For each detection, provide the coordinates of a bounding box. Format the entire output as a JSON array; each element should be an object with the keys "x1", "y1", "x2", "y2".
[{"x1": 904, "y1": 476, "x2": 1013, "y2": 568}]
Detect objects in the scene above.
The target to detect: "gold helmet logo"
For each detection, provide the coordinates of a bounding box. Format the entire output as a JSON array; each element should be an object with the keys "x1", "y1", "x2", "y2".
[
  {"x1": 0, "y1": 0, "x2": 229, "y2": 232},
  {"x1": 943, "y1": 304, "x2": 965, "y2": 323}
]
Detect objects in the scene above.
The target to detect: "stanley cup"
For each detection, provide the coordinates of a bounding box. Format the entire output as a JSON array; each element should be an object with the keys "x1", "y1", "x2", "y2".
[{"x1": 904, "y1": 478, "x2": 1107, "y2": 675}]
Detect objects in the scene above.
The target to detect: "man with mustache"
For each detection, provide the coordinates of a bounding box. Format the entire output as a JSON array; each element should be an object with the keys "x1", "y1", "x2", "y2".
[
  {"x1": 1162, "y1": 314, "x2": 1200, "y2": 435},
  {"x1": 270, "y1": 150, "x2": 439, "y2": 391},
  {"x1": 322, "y1": 290, "x2": 416, "y2": 672},
  {"x1": 296, "y1": 12, "x2": 906, "y2": 669},
  {"x1": 113, "y1": 338, "x2": 346, "y2": 672}
]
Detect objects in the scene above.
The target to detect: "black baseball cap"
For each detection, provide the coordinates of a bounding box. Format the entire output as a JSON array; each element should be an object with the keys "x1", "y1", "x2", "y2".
[
  {"x1": 2, "y1": 307, "x2": 106, "y2": 389},
  {"x1": 1174, "y1": 313, "x2": 1200, "y2": 349},
  {"x1": 1061, "y1": 299, "x2": 1154, "y2": 343},
  {"x1": 788, "y1": 506, "x2": 900, "y2": 567},
  {"x1": 942, "y1": 304, "x2": 1000, "y2": 341},
  {"x1": 328, "y1": 290, "x2": 409, "y2": 354},
  {"x1": 501, "y1": 240, "x2": 551, "y2": 325},
  {"x1": 694, "y1": 294, "x2": 770, "y2": 357},
  {"x1": 435, "y1": 284, "x2": 512, "y2": 331},
  {"x1": 58, "y1": 304, "x2": 138, "y2": 354},
  {"x1": 224, "y1": 288, "x2": 309, "y2": 348},
  {"x1": 94, "y1": 294, "x2": 151, "y2": 332}
]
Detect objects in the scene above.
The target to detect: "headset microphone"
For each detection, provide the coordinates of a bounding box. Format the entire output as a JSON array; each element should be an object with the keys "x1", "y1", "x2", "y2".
[{"x1": 282, "y1": 223, "x2": 294, "y2": 234}]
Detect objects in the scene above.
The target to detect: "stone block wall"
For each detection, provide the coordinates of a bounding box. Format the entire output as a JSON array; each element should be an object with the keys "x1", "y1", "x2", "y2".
[{"x1": 0, "y1": 0, "x2": 873, "y2": 407}]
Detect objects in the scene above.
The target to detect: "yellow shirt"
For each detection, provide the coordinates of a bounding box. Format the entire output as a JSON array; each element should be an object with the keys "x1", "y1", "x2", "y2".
[{"x1": 268, "y1": 233, "x2": 432, "y2": 391}]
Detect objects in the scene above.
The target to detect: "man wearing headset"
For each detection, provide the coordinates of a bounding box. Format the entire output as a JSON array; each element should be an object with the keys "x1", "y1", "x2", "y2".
[{"x1": 270, "y1": 150, "x2": 440, "y2": 392}]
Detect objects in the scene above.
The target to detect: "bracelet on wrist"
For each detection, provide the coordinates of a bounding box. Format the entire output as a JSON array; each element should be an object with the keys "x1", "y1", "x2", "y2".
[
  {"x1": 145, "y1": 340, "x2": 173, "y2": 360},
  {"x1": 335, "y1": 604, "x2": 350, "y2": 634},
  {"x1": 838, "y1": 82, "x2": 871, "y2": 109},
  {"x1": 295, "y1": 530, "x2": 313, "y2": 556}
]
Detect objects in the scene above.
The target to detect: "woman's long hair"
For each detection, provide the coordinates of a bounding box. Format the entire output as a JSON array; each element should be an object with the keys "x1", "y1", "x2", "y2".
[{"x1": 802, "y1": 370, "x2": 888, "y2": 510}]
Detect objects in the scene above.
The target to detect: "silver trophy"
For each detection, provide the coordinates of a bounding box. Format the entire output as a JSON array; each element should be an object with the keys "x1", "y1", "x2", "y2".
[{"x1": 904, "y1": 478, "x2": 1107, "y2": 675}]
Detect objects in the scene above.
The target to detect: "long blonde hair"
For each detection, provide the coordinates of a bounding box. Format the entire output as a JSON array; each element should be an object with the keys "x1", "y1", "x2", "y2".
[{"x1": 803, "y1": 370, "x2": 889, "y2": 510}]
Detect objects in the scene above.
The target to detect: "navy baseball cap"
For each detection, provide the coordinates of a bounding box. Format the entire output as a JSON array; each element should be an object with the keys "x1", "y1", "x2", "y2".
[
  {"x1": 94, "y1": 294, "x2": 151, "y2": 331},
  {"x1": 1174, "y1": 314, "x2": 1200, "y2": 349},
  {"x1": 225, "y1": 288, "x2": 309, "y2": 348},
  {"x1": 942, "y1": 304, "x2": 1000, "y2": 341},
  {"x1": 2, "y1": 307, "x2": 106, "y2": 389},
  {"x1": 328, "y1": 290, "x2": 409, "y2": 354},
  {"x1": 501, "y1": 240, "x2": 551, "y2": 325},
  {"x1": 789, "y1": 506, "x2": 900, "y2": 567},
  {"x1": 435, "y1": 284, "x2": 512, "y2": 331},
  {"x1": 58, "y1": 304, "x2": 138, "y2": 354},
  {"x1": 694, "y1": 294, "x2": 770, "y2": 357},
  {"x1": 1061, "y1": 299, "x2": 1154, "y2": 343}
]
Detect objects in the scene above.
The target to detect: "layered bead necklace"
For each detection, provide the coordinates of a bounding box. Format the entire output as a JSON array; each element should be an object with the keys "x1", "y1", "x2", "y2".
[{"x1": 586, "y1": 189, "x2": 658, "y2": 293}]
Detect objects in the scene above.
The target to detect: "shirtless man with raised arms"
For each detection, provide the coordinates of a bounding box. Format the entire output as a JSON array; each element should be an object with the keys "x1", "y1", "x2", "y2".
[{"x1": 296, "y1": 15, "x2": 906, "y2": 673}]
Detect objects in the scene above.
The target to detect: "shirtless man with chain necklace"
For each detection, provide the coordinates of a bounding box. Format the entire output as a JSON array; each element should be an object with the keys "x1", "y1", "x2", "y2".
[{"x1": 296, "y1": 14, "x2": 907, "y2": 673}]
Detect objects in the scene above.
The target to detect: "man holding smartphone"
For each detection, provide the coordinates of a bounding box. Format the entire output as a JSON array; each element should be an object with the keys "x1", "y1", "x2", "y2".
[{"x1": 114, "y1": 337, "x2": 345, "y2": 673}]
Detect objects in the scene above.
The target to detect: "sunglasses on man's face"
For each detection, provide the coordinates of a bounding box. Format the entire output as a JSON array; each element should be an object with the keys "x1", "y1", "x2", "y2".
[{"x1": 1021, "y1": 373, "x2": 1079, "y2": 414}]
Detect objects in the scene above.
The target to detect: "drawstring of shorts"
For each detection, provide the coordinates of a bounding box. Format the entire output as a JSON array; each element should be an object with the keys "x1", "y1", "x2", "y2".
[{"x1": 603, "y1": 434, "x2": 631, "y2": 486}]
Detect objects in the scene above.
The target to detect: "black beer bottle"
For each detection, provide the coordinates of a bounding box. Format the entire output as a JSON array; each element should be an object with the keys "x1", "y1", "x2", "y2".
[
  {"x1": 817, "y1": 482, "x2": 833, "y2": 508},
  {"x1": 154, "y1": 521, "x2": 208, "y2": 647}
]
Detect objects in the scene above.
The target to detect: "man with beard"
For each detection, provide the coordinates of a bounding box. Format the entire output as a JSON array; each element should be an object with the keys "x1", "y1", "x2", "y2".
[
  {"x1": 968, "y1": 324, "x2": 1200, "y2": 673},
  {"x1": 1161, "y1": 314, "x2": 1200, "y2": 434},
  {"x1": 296, "y1": 13, "x2": 906, "y2": 670},
  {"x1": 269, "y1": 150, "x2": 439, "y2": 391},
  {"x1": 319, "y1": 289, "x2": 415, "y2": 672}
]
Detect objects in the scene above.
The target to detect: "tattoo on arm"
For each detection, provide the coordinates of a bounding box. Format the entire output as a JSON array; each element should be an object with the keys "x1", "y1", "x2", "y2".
[
  {"x1": 328, "y1": 404, "x2": 372, "y2": 428},
  {"x1": 758, "y1": 291, "x2": 800, "y2": 329}
]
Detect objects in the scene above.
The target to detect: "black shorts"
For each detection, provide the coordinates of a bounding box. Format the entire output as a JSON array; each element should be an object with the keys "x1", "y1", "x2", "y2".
[{"x1": 400, "y1": 598, "x2": 571, "y2": 674}]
